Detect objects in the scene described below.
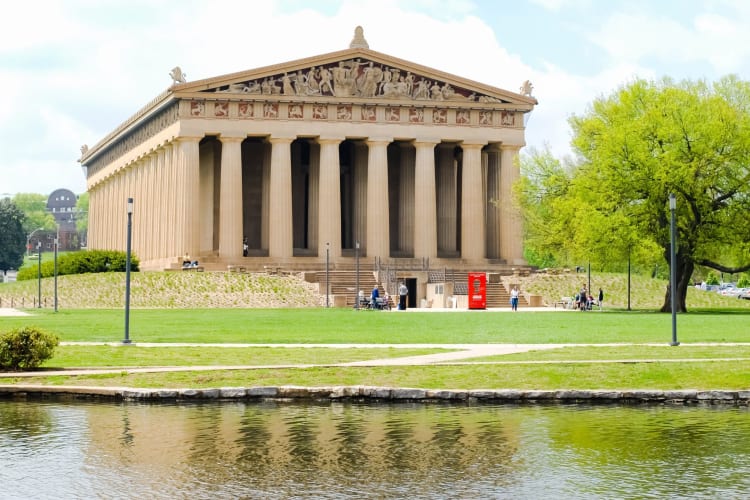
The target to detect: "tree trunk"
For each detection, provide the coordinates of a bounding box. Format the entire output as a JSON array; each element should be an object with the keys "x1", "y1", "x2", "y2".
[{"x1": 660, "y1": 252, "x2": 693, "y2": 313}]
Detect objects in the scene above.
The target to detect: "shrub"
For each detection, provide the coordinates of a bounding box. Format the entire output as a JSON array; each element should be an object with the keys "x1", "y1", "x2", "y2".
[
  {"x1": 0, "y1": 326, "x2": 59, "y2": 371},
  {"x1": 17, "y1": 249, "x2": 139, "y2": 281},
  {"x1": 705, "y1": 272, "x2": 720, "y2": 286},
  {"x1": 738, "y1": 274, "x2": 750, "y2": 288}
]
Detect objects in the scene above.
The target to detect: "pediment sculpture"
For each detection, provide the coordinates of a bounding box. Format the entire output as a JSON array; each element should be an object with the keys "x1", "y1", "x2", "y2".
[{"x1": 208, "y1": 58, "x2": 507, "y2": 104}]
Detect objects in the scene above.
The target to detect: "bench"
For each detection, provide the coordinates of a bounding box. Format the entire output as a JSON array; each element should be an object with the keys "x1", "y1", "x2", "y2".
[
  {"x1": 181, "y1": 266, "x2": 204, "y2": 272},
  {"x1": 227, "y1": 265, "x2": 247, "y2": 273},
  {"x1": 554, "y1": 297, "x2": 572, "y2": 309},
  {"x1": 264, "y1": 265, "x2": 281, "y2": 275}
]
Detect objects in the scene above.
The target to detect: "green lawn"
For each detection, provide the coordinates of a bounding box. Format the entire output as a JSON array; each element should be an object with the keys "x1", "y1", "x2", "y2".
[
  {"x1": 7, "y1": 360, "x2": 749, "y2": 390},
  {"x1": 2, "y1": 308, "x2": 749, "y2": 344},
  {"x1": 38, "y1": 346, "x2": 448, "y2": 369},
  {"x1": 469, "y1": 345, "x2": 750, "y2": 362}
]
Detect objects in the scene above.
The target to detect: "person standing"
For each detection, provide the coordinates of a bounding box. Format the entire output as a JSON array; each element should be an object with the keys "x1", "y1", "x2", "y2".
[
  {"x1": 510, "y1": 286, "x2": 519, "y2": 311},
  {"x1": 598, "y1": 288, "x2": 604, "y2": 310},
  {"x1": 398, "y1": 282, "x2": 408, "y2": 310},
  {"x1": 370, "y1": 285, "x2": 380, "y2": 309}
]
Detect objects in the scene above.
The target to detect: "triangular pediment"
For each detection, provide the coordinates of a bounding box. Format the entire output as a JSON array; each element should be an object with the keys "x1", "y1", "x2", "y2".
[{"x1": 171, "y1": 48, "x2": 535, "y2": 108}]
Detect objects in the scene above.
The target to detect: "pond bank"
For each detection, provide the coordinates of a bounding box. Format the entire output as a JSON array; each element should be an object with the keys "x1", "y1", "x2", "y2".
[{"x1": 2, "y1": 385, "x2": 749, "y2": 405}]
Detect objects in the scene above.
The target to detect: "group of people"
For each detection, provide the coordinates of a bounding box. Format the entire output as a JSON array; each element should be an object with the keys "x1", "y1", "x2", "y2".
[
  {"x1": 356, "y1": 282, "x2": 409, "y2": 310},
  {"x1": 574, "y1": 285, "x2": 604, "y2": 311}
]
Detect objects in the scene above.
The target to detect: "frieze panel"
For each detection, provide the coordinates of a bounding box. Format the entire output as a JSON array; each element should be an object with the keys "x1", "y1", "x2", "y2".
[
  {"x1": 312, "y1": 104, "x2": 328, "y2": 120},
  {"x1": 386, "y1": 107, "x2": 400, "y2": 122},
  {"x1": 433, "y1": 109, "x2": 447, "y2": 124},
  {"x1": 337, "y1": 105, "x2": 352, "y2": 120},
  {"x1": 361, "y1": 105, "x2": 376, "y2": 121},
  {"x1": 85, "y1": 102, "x2": 179, "y2": 176},
  {"x1": 206, "y1": 57, "x2": 509, "y2": 104},
  {"x1": 214, "y1": 102, "x2": 229, "y2": 117},
  {"x1": 456, "y1": 109, "x2": 470, "y2": 125},
  {"x1": 190, "y1": 101, "x2": 204, "y2": 116},
  {"x1": 263, "y1": 102, "x2": 279, "y2": 118},
  {"x1": 408, "y1": 107, "x2": 424, "y2": 123},
  {"x1": 238, "y1": 102, "x2": 253, "y2": 118},
  {"x1": 288, "y1": 103, "x2": 304, "y2": 119}
]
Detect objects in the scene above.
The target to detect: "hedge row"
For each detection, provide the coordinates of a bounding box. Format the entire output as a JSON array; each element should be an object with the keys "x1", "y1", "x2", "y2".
[{"x1": 17, "y1": 250, "x2": 139, "y2": 281}]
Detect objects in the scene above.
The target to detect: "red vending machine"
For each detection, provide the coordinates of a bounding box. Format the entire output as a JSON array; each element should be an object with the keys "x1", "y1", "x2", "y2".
[{"x1": 467, "y1": 273, "x2": 486, "y2": 310}]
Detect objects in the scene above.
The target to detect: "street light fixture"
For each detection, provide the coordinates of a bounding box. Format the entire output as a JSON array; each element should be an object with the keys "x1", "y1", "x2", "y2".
[
  {"x1": 669, "y1": 193, "x2": 679, "y2": 346},
  {"x1": 123, "y1": 198, "x2": 134, "y2": 344},
  {"x1": 355, "y1": 241, "x2": 360, "y2": 310}
]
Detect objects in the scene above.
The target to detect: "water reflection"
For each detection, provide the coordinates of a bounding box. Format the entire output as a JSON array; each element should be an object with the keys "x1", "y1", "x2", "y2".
[{"x1": 1, "y1": 400, "x2": 749, "y2": 499}]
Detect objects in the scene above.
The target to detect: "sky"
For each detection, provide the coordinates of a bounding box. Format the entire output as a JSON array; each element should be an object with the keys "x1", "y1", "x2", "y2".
[{"x1": 1, "y1": 0, "x2": 749, "y2": 197}]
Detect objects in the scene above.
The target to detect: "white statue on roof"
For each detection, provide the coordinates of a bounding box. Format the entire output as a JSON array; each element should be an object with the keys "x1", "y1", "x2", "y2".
[
  {"x1": 349, "y1": 26, "x2": 369, "y2": 49},
  {"x1": 169, "y1": 66, "x2": 187, "y2": 85}
]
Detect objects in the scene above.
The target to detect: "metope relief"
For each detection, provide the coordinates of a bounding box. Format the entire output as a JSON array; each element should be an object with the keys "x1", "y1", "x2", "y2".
[
  {"x1": 386, "y1": 107, "x2": 400, "y2": 122},
  {"x1": 238, "y1": 102, "x2": 253, "y2": 118},
  {"x1": 190, "y1": 101, "x2": 204, "y2": 117},
  {"x1": 205, "y1": 57, "x2": 509, "y2": 104},
  {"x1": 288, "y1": 104, "x2": 303, "y2": 119},
  {"x1": 337, "y1": 105, "x2": 352, "y2": 120},
  {"x1": 433, "y1": 109, "x2": 447, "y2": 124},
  {"x1": 214, "y1": 102, "x2": 228, "y2": 117},
  {"x1": 312, "y1": 105, "x2": 328, "y2": 120},
  {"x1": 361, "y1": 105, "x2": 376, "y2": 121},
  {"x1": 263, "y1": 102, "x2": 278, "y2": 118},
  {"x1": 456, "y1": 109, "x2": 470, "y2": 125},
  {"x1": 409, "y1": 108, "x2": 424, "y2": 123}
]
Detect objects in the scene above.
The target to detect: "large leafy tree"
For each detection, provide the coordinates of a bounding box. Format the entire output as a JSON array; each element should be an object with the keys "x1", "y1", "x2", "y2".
[
  {"x1": 12, "y1": 193, "x2": 56, "y2": 235},
  {"x1": 0, "y1": 198, "x2": 26, "y2": 272},
  {"x1": 521, "y1": 76, "x2": 750, "y2": 312}
]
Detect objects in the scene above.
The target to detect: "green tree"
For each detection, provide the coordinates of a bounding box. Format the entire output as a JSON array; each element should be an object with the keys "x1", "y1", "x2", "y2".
[
  {"x1": 12, "y1": 193, "x2": 56, "y2": 235},
  {"x1": 0, "y1": 198, "x2": 26, "y2": 272},
  {"x1": 75, "y1": 192, "x2": 88, "y2": 234},
  {"x1": 520, "y1": 76, "x2": 750, "y2": 312}
]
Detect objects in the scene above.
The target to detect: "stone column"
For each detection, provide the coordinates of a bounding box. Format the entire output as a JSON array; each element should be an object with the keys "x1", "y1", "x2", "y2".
[
  {"x1": 460, "y1": 142, "x2": 486, "y2": 261},
  {"x1": 485, "y1": 145, "x2": 502, "y2": 259},
  {"x1": 268, "y1": 136, "x2": 294, "y2": 258},
  {"x1": 307, "y1": 141, "x2": 320, "y2": 253},
  {"x1": 163, "y1": 143, "x2": 176, "y2": 258},
  {"x1": 366, "y1": 138, "x2": 391, "y2": 260},
  {"x1": 500, "y1": 144, "x2": 525, "y2": 264},
  {"x1": 414, "y1": 139, "x2": 439, "y2": 260},
  {"x1": 175, "y1": 137, "x2": 202, "y2": 259},
  {"x1": 318, "y1": 137, "x2": 343, "y2": 258},
  {"x1": 436, "y1": 143, "x2": 457, "y2": 254},
  {"x1": 399, "y1": 143, "x2": 415, "y2": 255},
  {"x1": 219, "y1": 135, "x2": 244, "y2": 259},
  {"x1": 353, "y1": 142, "x2": 368, "y2": 255}
]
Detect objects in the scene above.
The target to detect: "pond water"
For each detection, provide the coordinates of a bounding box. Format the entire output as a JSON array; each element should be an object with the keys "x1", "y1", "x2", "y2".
[{"x1": 1, "y1": 400, "x2": 748, "y2": 499}]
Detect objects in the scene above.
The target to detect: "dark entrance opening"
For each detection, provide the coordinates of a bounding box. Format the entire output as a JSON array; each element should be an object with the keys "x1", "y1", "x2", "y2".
[{"x1": 406, "y1": 277, "x2": 417, "y2": 309}]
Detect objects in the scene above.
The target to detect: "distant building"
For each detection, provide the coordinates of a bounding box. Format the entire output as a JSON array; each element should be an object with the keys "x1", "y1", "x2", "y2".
[{"x1": 46, "y1": 188, "x2": 84, "y2": 251}]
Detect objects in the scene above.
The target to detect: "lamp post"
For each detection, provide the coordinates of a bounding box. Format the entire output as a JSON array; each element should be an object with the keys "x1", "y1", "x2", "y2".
[
  {"x1": 355, "y1": 241, "x2": 360, "y2": 310},
  {"x1": 54, "y1": 228, "x2": 58, "y2": 312},
  {"x1": 36, "y1": 241, "x2": 42, "y2": 308},
  {"x1": 123, "y1": 198, "x2": 133, "y2": 344},
  {"x1": 325, "y1": 242, "x2": 330, "y2": 308},
  {"x1": 627, "y1": 245, "x2": 631, "y2": 311},
  {"x1": 669, "y1": 193, "x2": 679, "y2": 346}
]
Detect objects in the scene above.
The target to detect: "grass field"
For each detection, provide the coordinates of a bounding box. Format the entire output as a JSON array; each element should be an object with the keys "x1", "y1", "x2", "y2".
[
  {"x1": 2, "y1": 271, "x2": 749, "y2": 391},
  {"x1": 1, "y1": 308, "x2": 749, "y2": 344}
]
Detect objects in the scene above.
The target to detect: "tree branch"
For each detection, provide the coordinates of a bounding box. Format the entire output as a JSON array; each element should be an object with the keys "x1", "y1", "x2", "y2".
[{"x1": 697, "y1": 259, "x2": 750, "y2": 274}]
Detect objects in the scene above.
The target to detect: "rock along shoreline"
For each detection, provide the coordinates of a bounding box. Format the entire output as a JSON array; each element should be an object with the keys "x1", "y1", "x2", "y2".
[{"x1": 1, "y1": 385, "x2": 749, "y2": 406}]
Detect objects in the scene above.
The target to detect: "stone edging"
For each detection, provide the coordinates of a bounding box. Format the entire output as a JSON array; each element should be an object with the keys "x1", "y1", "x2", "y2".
[{"x1": 1, "y1": 385, "x2": 749, "y2": 405}]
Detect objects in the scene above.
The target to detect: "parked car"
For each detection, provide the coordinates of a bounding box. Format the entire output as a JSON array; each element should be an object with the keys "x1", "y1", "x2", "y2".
[{"x1": 738, "y1": 289, "x2": 750, "y2": 300}]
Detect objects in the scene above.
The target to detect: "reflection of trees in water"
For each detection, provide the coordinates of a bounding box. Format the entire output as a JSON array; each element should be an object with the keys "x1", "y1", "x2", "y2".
[
  {"x1": 544, "y1": 405, "x2": 750, "y2": 498},
  {"x1": 0, "y1": 401, "x2": 55, "y2": 440},
  {"x1": 235, "y1": 405, "x2": 273, "y2": 471},
  {"x1": 331, "y1": 403, "x2": 368, "y2": 471}
]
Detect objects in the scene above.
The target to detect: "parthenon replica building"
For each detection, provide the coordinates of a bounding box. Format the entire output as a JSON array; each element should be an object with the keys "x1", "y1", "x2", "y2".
[{"x1": 80, "y1": 27, "x2": 537, "y2": 273}]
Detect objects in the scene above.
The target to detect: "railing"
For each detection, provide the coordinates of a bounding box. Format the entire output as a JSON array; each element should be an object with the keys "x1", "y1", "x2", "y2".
[{"x1": 0, "y1": 296, "x2": 51, "y2": 308}]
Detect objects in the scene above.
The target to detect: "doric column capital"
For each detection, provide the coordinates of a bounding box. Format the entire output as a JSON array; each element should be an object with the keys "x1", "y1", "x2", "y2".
[
  {"x1": 268, "y1": 135, "x2": 295, "y2": 144},
  {"x1": 460, "y1": 141, "x2": 487, "y2": 151},
  {"x1": 413, "y1": 138, "x2": 441, "y2": 147},
  {"x1": 219, "y1": 133, "x2": 246, "y2": 143},
  {"x1": 317, "y1": 136, "x2": 345, "y2": 145},
  {"x1": 366, "y1": 137, "x2": 392, "y2": 147}
]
